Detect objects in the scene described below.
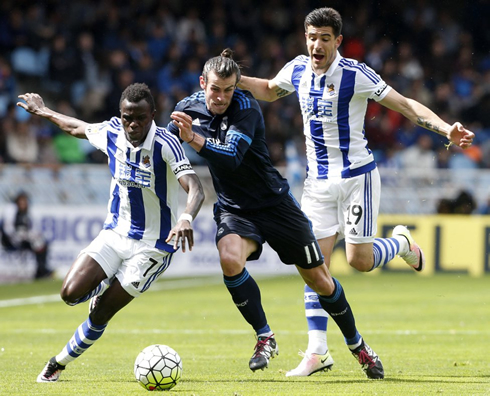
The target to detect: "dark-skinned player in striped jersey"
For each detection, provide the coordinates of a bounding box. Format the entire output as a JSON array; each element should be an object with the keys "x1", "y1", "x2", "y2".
[{"x1": 168, "y1": 49, "x2": 383, "y2": 378}]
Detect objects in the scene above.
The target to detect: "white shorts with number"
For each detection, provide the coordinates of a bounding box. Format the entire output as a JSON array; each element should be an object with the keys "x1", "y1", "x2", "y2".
[
  {"x1": 81, "y1": 229, "x2": 173, "y2": 298},
  {"x1": 301, "y1": 169, "x2": 381, "y2": 244}
]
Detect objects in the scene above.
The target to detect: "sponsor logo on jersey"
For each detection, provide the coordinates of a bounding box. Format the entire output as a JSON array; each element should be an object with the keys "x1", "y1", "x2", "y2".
[
  {"x1": 118, "y1": 179, "x2": 145, "y2": 188},
  {"x1": 117, "y1": 166, "x2": 151, "y2": 188},
  {"x1": 208, "y1": 137, "x2": 222, "y2": 145},
  {"x1": 173, "y1": 163, "x2": 193, "y2": 175},
  {"x1": 192, "y1": 118, "x2": 201, "y2": 126},
  {"x1": 327, "y1": 83, "x2": 335, "y2": 93}
]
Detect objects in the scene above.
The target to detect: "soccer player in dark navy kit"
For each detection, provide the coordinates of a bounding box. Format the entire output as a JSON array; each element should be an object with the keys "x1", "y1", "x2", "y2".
[{"x1": 168, "y1": 49, "x2": 383, "y2": 378}]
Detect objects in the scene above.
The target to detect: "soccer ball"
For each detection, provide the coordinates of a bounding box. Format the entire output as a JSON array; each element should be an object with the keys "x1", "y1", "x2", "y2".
[{"x1": 134, "y1": 344, "x2": 182, "y2": 391}]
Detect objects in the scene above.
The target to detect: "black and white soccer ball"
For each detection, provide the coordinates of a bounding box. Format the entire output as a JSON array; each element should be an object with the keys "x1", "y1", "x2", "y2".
[{"x1": 134, "y1": 344, "x2": 182, "y2": 391}]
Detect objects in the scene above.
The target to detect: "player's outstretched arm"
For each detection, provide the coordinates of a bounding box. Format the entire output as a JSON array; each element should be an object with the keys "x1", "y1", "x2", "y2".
[
  {"x1": 17, "y1": 93, "x2": 88, "y2": 139},
  {"x1": 166, "y1": 173, "x2": 205, "y2": 252},
  {"x1": 380, "y1": 89, "x2": 474, "y2": 149},
  {"x1": 238, "y1": 76, "x2": 291, "y2": 102}
]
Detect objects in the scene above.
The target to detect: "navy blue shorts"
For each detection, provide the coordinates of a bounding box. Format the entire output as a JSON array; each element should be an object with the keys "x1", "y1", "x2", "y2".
[{"x1": 213, "y1": 193, "x2": 324, "y2": 269}]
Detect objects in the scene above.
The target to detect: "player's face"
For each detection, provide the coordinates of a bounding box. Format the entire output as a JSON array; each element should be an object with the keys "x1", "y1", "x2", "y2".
[
  {"x1": 305, "y1": 25, "x2": 343, "y2": 75},
  {"x1": 200, "y1": 71, "x2": 237, "y2": 115},
  {"x1": 120, "y1": 99, "x2": 155, "y2": 147}
]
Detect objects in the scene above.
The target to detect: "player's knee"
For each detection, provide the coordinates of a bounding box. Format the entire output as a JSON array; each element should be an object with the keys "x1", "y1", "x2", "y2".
[
  {"x1": 306, "y1": 276, "x2": 335, "y2": 296},
  {"x1": 60, "y1": 285, "x2": 79, "y2": 305},
  {"x1": 60, "y1": 282, "x2": 87, "y2": 305},
  {"x1": 219, "y1": 254, "x2": 243, "y2": 276}
]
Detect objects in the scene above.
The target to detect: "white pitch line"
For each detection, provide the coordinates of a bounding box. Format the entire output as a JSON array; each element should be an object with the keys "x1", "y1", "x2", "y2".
[
  {"x1": 7, "y1": 328, "x2": 490, "y2": 336},
  {"x1": 0, "y1": 277, "x2": 224, "y2": 309},
  {"x1": 0, "y1": 294, "x2": 61, "y2": 308}
]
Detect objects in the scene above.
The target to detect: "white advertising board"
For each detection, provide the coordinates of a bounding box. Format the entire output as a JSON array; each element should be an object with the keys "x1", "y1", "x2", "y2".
[{"x1": 0, "y1": 205, "x2": 296, "y2": 283}]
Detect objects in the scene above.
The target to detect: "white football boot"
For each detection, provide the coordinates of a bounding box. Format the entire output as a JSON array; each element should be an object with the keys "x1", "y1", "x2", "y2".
[
  {"x1": 392, "y1": 225, "x2": 425, "y2": 271},
  {"x1": 286, "y1": 350, "x2": 334, "y2": 377}
]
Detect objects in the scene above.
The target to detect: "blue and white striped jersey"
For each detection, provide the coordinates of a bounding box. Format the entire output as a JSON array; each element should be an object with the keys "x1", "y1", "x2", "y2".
[
  {"x1": 273, "y1": 51, "x2": 392, "y2": 180},
  {"x1": 85, "y1": 117, "x2": 195, "y2": 252}
]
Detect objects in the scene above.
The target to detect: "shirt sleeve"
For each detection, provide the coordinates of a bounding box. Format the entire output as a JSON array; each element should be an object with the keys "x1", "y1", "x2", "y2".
[
  {"x1": 85, "y1": 118, "x2": 117, "y2": 154},
  {"x1": 159, "y1": 131, "x2": 195, "y2": 180},
  {"x1": 353, "y1": 63, "x2": 392, "y2": 101},
  {"x1": 272, "y1": 56, "x2": 304, "y2": 92},
  {"x1": 198, "y1": 107, "x2": 258, "y2": 171}
]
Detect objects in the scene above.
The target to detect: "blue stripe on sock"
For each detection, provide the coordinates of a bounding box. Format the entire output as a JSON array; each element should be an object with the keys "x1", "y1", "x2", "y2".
[
  {"x1": 321, "y1": 278, "x2": 342, "y2": 303},
  {"x1": 345, "y1": 332, "x2": 362, "y2": 347},
  {"x1": 305, "y1": 300, "x2": 323, "y2": 309},
  {"x1": 74, "y1": 330, "x2": 92, "y2": 350},
  {"x1": 372, "y1": 237, "x2": 401, "y2": 269},
  {"x1": 256, "y1": 324, "x2": 271, "y2": 335},
  {"x1": 308, "y1": 317, "x2": 328, "y2": 331},
  {"x1": 84, "y1": 318, "x2": 107, "y2": 335},
  {"x1": 387, "y1": 237, "x2": 399, "y2": 252},
  {"x1": 223, "y1": 268, "x2": 250, "y2": 288},
  {"x1": 67, "y1": 318, "x2": 107, "y2": 358}
]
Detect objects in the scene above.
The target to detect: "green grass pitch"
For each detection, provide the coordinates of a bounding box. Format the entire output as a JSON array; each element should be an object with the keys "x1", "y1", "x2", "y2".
[{"x1": 1, "y1": 272, "x2": 489, "y2": 395}]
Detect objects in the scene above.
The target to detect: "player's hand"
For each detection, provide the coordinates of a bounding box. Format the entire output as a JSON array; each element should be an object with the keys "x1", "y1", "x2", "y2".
[
  {"x1": 448, "y1": 122, "x2": 475, "y2": 149},
  {"x1": 170, "y1": 111, "x2": 194, "y2": 143},
  {"x1": 17, "y1": 93, "x2": 46, "y2": 115},
  {"x1": 166, "y1": 219, "x2": 194, "y2": 252}
]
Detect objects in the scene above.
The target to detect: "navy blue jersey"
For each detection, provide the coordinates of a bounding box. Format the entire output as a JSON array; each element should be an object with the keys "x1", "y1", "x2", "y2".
[{"x1": 168, "y1": 89, "x2": 290, "y2": 211}]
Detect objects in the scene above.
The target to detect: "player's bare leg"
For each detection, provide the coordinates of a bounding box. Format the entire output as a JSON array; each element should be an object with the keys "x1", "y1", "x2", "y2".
[
  {"x1": 38, "y1": 277, "x2": 133, "y2": 382},
  {"x1": 60, "y1": 254, "x2": 108, "y2": 306}
]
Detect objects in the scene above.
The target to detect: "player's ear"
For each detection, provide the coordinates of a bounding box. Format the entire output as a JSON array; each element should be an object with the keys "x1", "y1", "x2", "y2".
[
  {"x1": 335, "y1": 34, "x2": 343, "y2": 49},
  {"x1": 199, "y1": 76, "x2": 206, "y2": 89}
]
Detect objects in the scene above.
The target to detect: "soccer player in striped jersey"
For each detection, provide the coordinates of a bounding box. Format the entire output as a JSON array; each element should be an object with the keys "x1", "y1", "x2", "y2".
[
  {"x1": 238, "y1": 7, "x2": 475, "y2": 377},
  {"x1": 168, "y1": 49, "x2": 383, "y2": 379},
  {"x1": 17, "y1": 83, "x2": 204, "y2": 383}
]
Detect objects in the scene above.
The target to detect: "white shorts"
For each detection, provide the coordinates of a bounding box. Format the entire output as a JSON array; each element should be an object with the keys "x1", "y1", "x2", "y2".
[
  {"x1": 81, "y1": 229, "x2": 173, "y2": 298},
  {"x1": 301, "y1": 169, "x2": 381, "y2": 244}
]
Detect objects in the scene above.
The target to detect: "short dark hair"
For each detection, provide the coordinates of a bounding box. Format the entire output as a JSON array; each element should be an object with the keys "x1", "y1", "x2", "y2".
[
  {"x1": 202, "y1": 48, "x2": 241, "y2": 85},
  {"x1": 120, "y1": 83, "x2": 155, "y2": 112},
  {"x1": 304, "y1": 7, "x2": 343, "y2": 37}
]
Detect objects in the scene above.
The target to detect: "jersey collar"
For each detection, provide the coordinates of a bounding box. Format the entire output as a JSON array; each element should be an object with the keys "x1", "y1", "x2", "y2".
[
  {"x1": 325, "y1": 51, "x2": 342, "y2": 76},
  {"x1": 140, "y1": 121, "x2": 157, "y2": 151}
]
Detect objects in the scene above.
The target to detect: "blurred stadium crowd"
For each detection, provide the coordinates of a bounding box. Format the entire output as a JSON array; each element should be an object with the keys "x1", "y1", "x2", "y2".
[{"x1": 0, "y1": 0, "x2": 489, "y2": 172}]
